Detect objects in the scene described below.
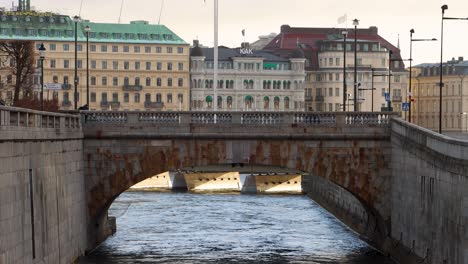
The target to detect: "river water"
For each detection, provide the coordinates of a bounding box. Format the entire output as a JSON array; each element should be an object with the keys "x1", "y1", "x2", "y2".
[{"x1": 78, "y1": 192, "x2": 394, "y2": 264}]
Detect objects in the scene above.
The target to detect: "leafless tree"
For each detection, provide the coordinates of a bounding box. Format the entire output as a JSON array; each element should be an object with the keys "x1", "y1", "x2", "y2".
[{"x1": 0, "y1": 40, "x2": 35, "y2": 105}]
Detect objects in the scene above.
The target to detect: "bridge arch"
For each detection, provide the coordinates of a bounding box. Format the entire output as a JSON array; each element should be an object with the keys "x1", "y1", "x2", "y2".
[{"x1": 83, "y1": 111, "x2": 394, "y2": 253}]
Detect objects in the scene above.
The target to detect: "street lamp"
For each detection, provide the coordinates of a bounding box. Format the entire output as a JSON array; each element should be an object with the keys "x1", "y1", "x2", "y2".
[
  {"x1": 73, "y1": 15, "x2": 81, "y2": 110},
  {"x1": 358, "y1": 68, "x2": 377, "y2": 112},
  {"x1": 342, "y1": 30, "x2": 348, "y2": 112},
  {"x1": 84, "y1": 25, "x2": 91, "y2": 110},
  {"x1": 408, "y1": 29, "x2": 437, "y2": 123},
  {"x1": 38, "y1": 43, "x2": 46, "y2": 111},
  {"x1": 438, "y1": 4, "x2": 468, "y2": 134},
  {"x1": 353, "y1": 18, "x2": 359, "y2": 112}
]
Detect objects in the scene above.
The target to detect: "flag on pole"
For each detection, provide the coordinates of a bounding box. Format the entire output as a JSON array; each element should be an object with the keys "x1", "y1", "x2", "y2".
[
  {"x1": 337, "y1": 14, "x2": 347, "y2": 24},
  {"x1": 242, "y1": 29, "x2": 245, "y2": 37}
]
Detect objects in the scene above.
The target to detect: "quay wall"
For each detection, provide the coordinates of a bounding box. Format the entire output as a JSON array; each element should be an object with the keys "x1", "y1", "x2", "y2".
[{"x1": 0, "y1": 107, "x2": 86, "y2": 264}]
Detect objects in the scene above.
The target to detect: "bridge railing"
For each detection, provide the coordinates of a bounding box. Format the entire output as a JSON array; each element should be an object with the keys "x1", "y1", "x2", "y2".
[
  {"x1": 82, "y1": 111, "x2": 397, "y2": 126},
  {"x1": 0, "y1": 105, "x2": 81, "y2": 131}
]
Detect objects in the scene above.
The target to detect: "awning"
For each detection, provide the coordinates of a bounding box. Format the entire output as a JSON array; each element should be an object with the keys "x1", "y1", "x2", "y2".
[
  {"x1": 245, "y1": 95, "x2": 253, "y2": 101},
  {"x1": 205, "y1": 95, "x2": 213, "y2": 102}
]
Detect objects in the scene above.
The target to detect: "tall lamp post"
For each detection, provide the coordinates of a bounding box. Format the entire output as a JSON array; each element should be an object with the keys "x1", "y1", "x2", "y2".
[
  {"x1": 73, "y1": 15, "x2": 81, "y2": 110},
  {"x1": 438, "y1": 4, "x2": 468, "y2": 133},
  {"x1": 342, "y1": 30, "x2": 348, "y2": 112},
  {"x1": 358, "y1": 68, "x2": 377, "y2": 112},
  {"x1": 39, "y1": 43, "x2": 46, "y2": 111},
  {"x1": 353, "y1": 18, "x2": 359, "y2": 112},
  {"x1": 408, "y1": 29, "x2": 437, "y2": 123},
  {"x1": 388, "y1": 50, "x2": 393, "y2": 111},
  {"x1": 84, "y1": 25, "x2": 91, "y2": 110}
]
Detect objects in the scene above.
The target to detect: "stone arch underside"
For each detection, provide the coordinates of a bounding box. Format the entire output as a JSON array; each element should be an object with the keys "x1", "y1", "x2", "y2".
[{"x1": 85, "y1": 137, "x2": 392, "y2": 252}]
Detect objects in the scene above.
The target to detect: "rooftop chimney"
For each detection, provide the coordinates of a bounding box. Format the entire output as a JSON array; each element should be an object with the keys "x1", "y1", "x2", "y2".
[
  {"x1": 459, "y1": 56, "x2": 464, "y2": 62},
  {"x1": 193, "y1": 40, "x2": 199, "y2": 47}
]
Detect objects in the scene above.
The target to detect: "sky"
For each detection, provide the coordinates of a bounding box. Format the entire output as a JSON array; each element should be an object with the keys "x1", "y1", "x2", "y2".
[{"x1": 3, "y1": 0, "x2": 468, "y2": 66}]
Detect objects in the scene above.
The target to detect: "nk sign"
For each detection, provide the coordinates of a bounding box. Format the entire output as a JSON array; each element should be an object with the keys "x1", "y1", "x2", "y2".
[{"x1": 44, "y1": 83, "x2": 62, "y2": 90}]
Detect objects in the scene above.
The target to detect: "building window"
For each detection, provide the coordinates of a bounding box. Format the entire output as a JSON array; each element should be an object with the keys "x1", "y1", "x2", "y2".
[
  {"x1": 134, "y1": 93, "x2": 140, "y2": 103},
  {"x1": 101, "y1": 92, "x2": 107, "y2": 102},
  {"x1": 113, "y1": 61, "x2": 118, "y2": 70},
  {"x1": 50, "y1": 59, "x2": 56, "y2": 68},
  {"x1": 146, "y1": 77, "x2": 151, "y2": 86},
  {"x1": 91, "y1": 60, "x2": 96, "y2": 69},
  {"x1": 178, "y1": 93, "x2": 183, "y2": 103},
  {"x1": 102, "y1": 77, "x2": 107, "y2": 86},
  {"x1": 146, "y1": 62, "x2": 151, "y2": 70},
  {"x1": 135, "y1": 77, "x2": 140, "y2": 86},
  {"x1": 124, "y1": 77, "x2": 129, "y2": 86},
  {"x1": 167, "y1": 62, "x2": 173, "y2": 71},
  {"x1": 90, "y1": 45, "x2": 96, "y2": 52},
  {"x1": 156, "y1": 47, "x2": 162, "y2": 53},
  {"x1": 123, "y1": 46, "x2": 129, "y2": 52},
  {"x1": 177, "y1": 47, "x2": 184, "y2": 54},
  {"x1": 124, "y1": 61, "x2": 129, "y2": 70},
  {"x1": 77, "y1": 44, "x2": 83, "y2": 52},
  {"x1": 178, "y1": 62, "x2": 183, "y2": 71},
  {"x1": 91, "y1": 76, "x2": 96, "y2": 86},
  {"x1": 134, "y1": 46, "x2": 140, "y2": 53},
  {"x1": 156, "y1": 93, "x2": 162, "y2": 102},
  {"x1": 112, "y1": 45, "x2": 118, "y2": 52},
  {"x1": 145, "y1": 46, "x2": 151, "y2": 53},
  {"x1": 91, "y1": 92, "x2": 96, "y2": 102},
  {"x1": 157, "y1": 62, "x2": 162, "y2": 70},
  {"x1": 168, "y1": 78, "x2": 173, "y2": 87},
  {"x1": 63, "y1": 44, "x2": 69, "y2": 51},
  {"x1": 167, "y1": 47, "x2": 173, "y2": 53},
  {"x1": 178, "y1": 78, "x2": 183, "y2": 87},
  {"x1": 49, "y1": 43, "x2": 56, "y2": 51},
  {"x1": 102, "y1": 61, "x2": 107, "y2": 70},
  {"x1": 135, "y1": 62, "x2": 140, "y2": 70},
  {"x1": 112, "y1": 93, "x2": 118, "y2": 102},
  {"x1": 77, "y1": 60, "x2": 83, "y2": 69},
  {"x1": 167, "y1": 93, "x2": 173, "y2": 103},
  {"x1": 64, "y1": 60, "x2": 69, "y2": 68},
  {"x1": 63, "y1": 76, "x2": 69, "y2": 84},
  {"x1": 124, "y1": 93, "x2": 129, "y2": 103},
  {"x1": 145, "y1": 93, "x2": 151, "y2": 102},
  {"x1": 113, "y1": 77, "x2": 118, "y2": 86},
  {"x1": 99, "y1": 45, "x2": 106, "y2": 52}
]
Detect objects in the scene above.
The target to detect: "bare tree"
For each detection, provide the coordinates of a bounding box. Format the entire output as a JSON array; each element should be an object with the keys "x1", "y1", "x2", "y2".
[{"x1": 0, "y1": 40, "x2": 35, "y2": 106}]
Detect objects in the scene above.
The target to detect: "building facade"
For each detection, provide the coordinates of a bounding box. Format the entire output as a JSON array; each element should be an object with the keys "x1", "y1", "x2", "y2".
[
  {"x1": 190, "y1": 41, "x2": 306, "y2": 111},
  {"x1": 411, "y1": 57, "x2": 468, "y2": 132},
  {"x1": 0, "y1": 12, "x2": 190, "y2": 111},
  {"x1": 263, "y1": 25, "x2": 408, "y2": 113}
]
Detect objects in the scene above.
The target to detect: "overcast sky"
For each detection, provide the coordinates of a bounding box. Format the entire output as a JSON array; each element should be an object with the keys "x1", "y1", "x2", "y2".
[{"x1": 4, "y1": 0, "x2": 468, "y2": 65}]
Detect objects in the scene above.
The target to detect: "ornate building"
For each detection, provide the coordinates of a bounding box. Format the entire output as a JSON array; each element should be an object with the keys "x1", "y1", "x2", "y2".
[
  {"x1": 0, "y1": 12, "x2": 190, "y2": 111},
  {"x1": 189, "y1": 41, "x2": 306, "y2": 111},
  {"x1": 263, "y1": 25, "x2": 408, "y2": 113},
  {"x1": 411, "y1": 57, "x2": 468, "y2": 132}
]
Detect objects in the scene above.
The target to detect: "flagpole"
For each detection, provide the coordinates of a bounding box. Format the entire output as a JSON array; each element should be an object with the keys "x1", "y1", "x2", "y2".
[{"x1": 213, "y1": 0, "x2": 218, "y2": 120}]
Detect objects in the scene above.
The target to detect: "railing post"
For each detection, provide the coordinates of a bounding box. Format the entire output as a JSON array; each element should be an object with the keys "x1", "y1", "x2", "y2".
[
  {"x1": 180, "y1": 112, "x2": 191, "y2": 124},
  {"x1": 284, "y1": 112, "x2": 295, "y2": 124},
  {"x1": 335, "y1": 112, "x2": 346, "y2": 126},
  {"x1": 232, "y1": 112, "x2": 242, "y2": 124},
  {"x1": 127, "y1": 112, "x2": 139, "y2": 124}
]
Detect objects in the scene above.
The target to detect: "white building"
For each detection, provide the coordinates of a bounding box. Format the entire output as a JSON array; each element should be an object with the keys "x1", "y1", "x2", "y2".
[{"x1": 190, "y1": 41, "x2": 306, "y2": 111}]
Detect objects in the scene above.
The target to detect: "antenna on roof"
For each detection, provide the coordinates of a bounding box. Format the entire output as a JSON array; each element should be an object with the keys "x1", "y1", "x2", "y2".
[
  {"x1": 157, "y1": 0, "x2": 164, "y2": 25},
  {"x1": 79, "y1": 0, "x2": 83, "y2": 17},
  {"x1": 397, "y1": 33, "x2": 400, "y2": 49},
  {"x1": 118, "y1": 0, "x2": 124, "y2": 24}
]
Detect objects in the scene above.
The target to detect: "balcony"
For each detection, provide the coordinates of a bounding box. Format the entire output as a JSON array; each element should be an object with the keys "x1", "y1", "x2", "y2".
[
  {"x1": 122, "y1": 85, "x2": 143, "y2": 91},
  {"x1": 315, "y1": 95, "x2": 324, "y2": 102},
  {"x1": 100, "y1": 101, "x2": 109, "y2": 108},
  {"x1": 144, "y1": 101, "x2": 164, "y2": 109},
  {"x1": 61, "y1": 100, "x2": 72, "y2": 107},
  {"x1": 62, "y1": 84, "x2": 72, "y2": 90},
  {"x1": 305, "y1": 95, "x2": 313, "y2": 102},
  {"x1": 110, "y1": 101, "x2": 121, "y2": 110},
  {"x1": 392, "y1": 95, "x2": 402, "y2": 102}
]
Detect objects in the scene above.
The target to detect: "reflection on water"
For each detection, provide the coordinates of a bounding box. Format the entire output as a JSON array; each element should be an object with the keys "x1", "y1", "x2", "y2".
[{"x1": 78, "y1": 192, "x2": 393, "y2": 264}]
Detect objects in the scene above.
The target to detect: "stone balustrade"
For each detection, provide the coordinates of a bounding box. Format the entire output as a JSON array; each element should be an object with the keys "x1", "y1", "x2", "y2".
[{"x1": 81, "y1": 111, "x2": 396, "y2": 126}]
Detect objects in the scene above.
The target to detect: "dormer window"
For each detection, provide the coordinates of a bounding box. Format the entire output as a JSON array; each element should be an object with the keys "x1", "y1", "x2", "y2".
[
  {"x1": 49, "y1": 17, "x2": 55, "y2": 23},
  {"x1": 25, "y1": 17, "x2": 31, "y2": 22},
  {"x1": 12, "y1": 16, "x2": 17, "y2": 22},
  {"x1": 60, "y1": 17, "x2": 65, "y2": 23},
  {"x1": 39, "y1": 17, "x2": 44, "y2": 23}
]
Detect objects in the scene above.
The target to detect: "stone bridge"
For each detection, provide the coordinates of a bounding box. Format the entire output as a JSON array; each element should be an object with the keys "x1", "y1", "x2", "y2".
[
  {"x1": 81, "y1": 111, "x2": 396, "y2": 257},
  {"x1": 1, "y1": 107, "x2": 467, "y2": 264}
]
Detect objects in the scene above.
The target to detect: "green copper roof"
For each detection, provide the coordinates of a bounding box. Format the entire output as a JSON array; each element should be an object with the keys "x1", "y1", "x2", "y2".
[{"x1": 0, "y1": 12, "x2": 187, "y2": 45}]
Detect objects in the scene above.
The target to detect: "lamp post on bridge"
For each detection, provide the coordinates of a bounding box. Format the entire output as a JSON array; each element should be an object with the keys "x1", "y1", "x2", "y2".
[
  {"x1": 342, "y1": 29, "x2": 348, "y2": 112},
  {"x1": 358, "y1": 68, "x2": 377, "y2": 112},
  {"x1": 438, "y1": 4, "x2": 468, "y2": 134},
  {"x1": 39, "y1": 43, "x2": 46, "y2": 111},
  {"x1": 409, "y1": 29, "x2": 437, "y2": 123},
  {"x1": 353, "y1": 18, "x2": 359, "y2": 112},
  {"x1": 73, "y1": 15, "x2": 81, "y2": 110},
  {"x1": 84, "y1": 25, "x2": 91, "y2": 110}
]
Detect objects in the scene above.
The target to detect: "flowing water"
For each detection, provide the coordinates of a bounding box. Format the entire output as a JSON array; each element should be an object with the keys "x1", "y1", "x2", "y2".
[{"x1": 78, "y1": 191, "x2": 393, "y2": 264}]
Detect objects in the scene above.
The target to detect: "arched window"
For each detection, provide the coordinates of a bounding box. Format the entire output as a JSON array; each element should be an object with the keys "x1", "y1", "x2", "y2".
[
  {"x1": 145, "y1": 93, "x2": 151, "y2": 102},
  {"x1": 243, "y1": 80, "x2": 249, "y2": 89},
  {"x1": 263, "y1": 80, "x2": 267, "y2": 89},
  {"x1": 284, "y1": 96, "x2": 290, "y2": 109},
  {"x1": 217, "y1": 96, "x2": 222, "y2": 109},
  {"x1": 135, "y1": 77, "x2": 140, "y2": 86},
  {"x1": 277, "y1": 81, "x2": 282, "y2": 89},
  {"x1": 178, "y1": 78, "x2": 183, "y2": 87},
  {"x1": 245, "y1": 95, "x2": 253, "y2": 110},
  {"x1": 205, "y1": 80, "x2": 209, "y2": 88},
  {"x1": 157, "y1": 78, "x2": 162, "y2": 87},
  {"x1": 263, "y1": 96, "x2": 270, "y2": 109},
  {"x1": 156, "y1": 93, "x2": 162, "y2": 102},
  {"x1": 249, "y1": 80, "x2": 254, "y2": 89},
  {"x1": 274, "y1": 96, "x2": 280, "y2": 109},
  {"x1": 168, "y1": 78, "x2": 173, "y2": 87},
  {"x1": 219, "y1": 80, "x2": 224, "y2": 89},
  {"x1": 146, "y1": 77, "x2": 151, "y2": 86},
  {"x1": 227, "y1": 96, "x2": 233, "y2": 109},
  {"x1": 267, "y1": 81, "x2": 271, "y2": 89},
  {"x1": 209, "y1": 80, "x2": 213, "y2": 88},
  {"x1": 198, "y1": 79, "x2": 202, "y2": 88},
  {"x1": 124, "y1": 77, "x2": 129, "y2": 86},
  {"x1": 178, "y1": 93, "x2": 183, "y2": 103},
  {"x1": 273, "y1": 81, "x2": 277, "y2": 89},
  {"x1": 206, "y1": 95, "x2": 213, "y2": 108}
]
